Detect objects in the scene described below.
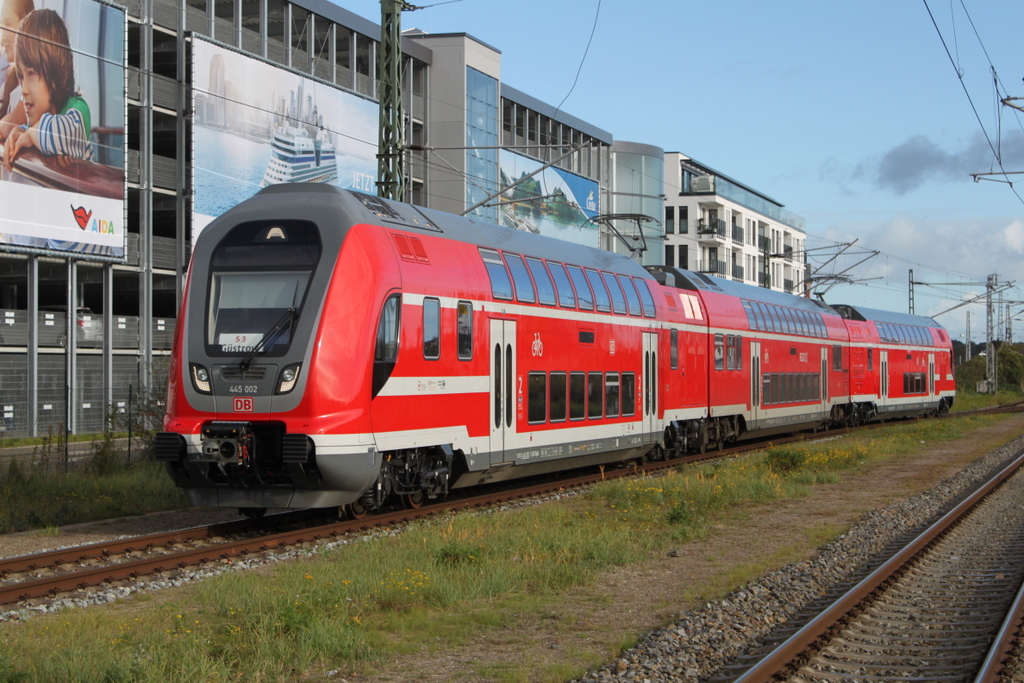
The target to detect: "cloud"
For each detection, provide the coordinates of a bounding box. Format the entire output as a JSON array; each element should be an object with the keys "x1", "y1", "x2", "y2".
[{"x1": 852, "y1": 131, "x2": 1024, "y2": 194}]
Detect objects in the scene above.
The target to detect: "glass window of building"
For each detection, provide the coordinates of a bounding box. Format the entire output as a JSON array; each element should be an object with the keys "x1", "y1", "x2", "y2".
[
  {"x1": 266, "y1": 0, "x2": 286, "y2": 64},
  {"x1": 465, "y1": 67, "x2": 498, "y2": 223},
  {"x1": 214, "y1": 0, "x2": 236, "y2": 45},
  {"x1": 240, "y1": 0, "x2": 260, "y2": 53},
  {"x1": 291, "y1": 5, "x2": 309, "y2": 72},
  {"x1": 186, "y1": 0, "x2": 209, "y2": 35},
  {"x1": 355, "y1": 33, "x2": 373, "y2": 96},
  {"x1": 313, "y1": 14, "x2": 332, "y2": 81},
  {"x1": 335, "y1": 27, "x2": 352, "y2": 88}
]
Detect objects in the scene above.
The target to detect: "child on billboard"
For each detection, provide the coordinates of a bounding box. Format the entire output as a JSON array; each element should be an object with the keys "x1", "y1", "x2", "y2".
[{"x1": 2, "y1": 8, "x2": 94, "y2": 172}]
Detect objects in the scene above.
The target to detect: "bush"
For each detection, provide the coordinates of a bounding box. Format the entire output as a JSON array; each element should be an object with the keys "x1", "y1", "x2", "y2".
[{"x1": 764, "y1": 447, "x2": 806, "y2": 474}]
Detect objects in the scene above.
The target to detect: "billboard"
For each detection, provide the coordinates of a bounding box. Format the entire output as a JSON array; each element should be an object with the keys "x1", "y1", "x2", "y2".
[
  {"x1": 498, "y1": 150, "x2": 600, "y2": 247},
  {"x1": 191, "y1": 37, "x2": 378, "y2": 236},
  {"x1": 0, "y1": 0, "x2": 126, "y2": 260}
]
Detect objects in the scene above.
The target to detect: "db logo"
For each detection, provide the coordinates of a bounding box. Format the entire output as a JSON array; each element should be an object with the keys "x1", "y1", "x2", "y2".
[{"x1": 233, "y1": 397, "x2": 254, "y2": 412}]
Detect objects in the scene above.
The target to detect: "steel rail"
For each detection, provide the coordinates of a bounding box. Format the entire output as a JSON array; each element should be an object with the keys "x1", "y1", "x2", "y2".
[
  {"x1": 731, "y1": 449, "x2": 1024, "y2": 683},
  {"x1": 2, "y1": 403, "x2": 1021, "y2": 609}
]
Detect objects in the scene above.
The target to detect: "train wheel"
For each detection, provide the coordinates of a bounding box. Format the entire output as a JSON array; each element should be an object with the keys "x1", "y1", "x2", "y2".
[
  {"x1": 345, "y1": 502, "x2": 368, "y2": 520},
  {"x1": 401, "y1": 491, "x2": 426, "y2": 509}
]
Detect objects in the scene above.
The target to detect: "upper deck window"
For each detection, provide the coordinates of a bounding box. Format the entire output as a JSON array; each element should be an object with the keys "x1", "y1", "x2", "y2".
[
  {"x1": 547, "y1": 261, "x2": 577, "y2": 309},
  {"x1": 503, "y1": 253, "x2": 536, "y2": 303},
  {"x1": 479, "y1": 248, "x2": 513, "y2": 301},
  {"x1": 526, "y1": 257, "x2": 557, "y2": 306}
]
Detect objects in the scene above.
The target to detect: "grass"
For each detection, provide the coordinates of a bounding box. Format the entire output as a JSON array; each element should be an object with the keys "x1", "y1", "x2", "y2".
[
  {"x1": 950, "y1": 389, "x2": 1022, "y2": 412},
  {"x1": 0, "y1": 457, "x2": 186, "y2": 533},
  {"x1": 0, "y1": 412, "x2": 1014, "y2": 682}
]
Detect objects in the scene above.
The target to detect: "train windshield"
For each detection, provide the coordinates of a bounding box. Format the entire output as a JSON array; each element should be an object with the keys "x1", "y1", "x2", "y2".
[{"x1": 205, "y1": 220, "x2": 321, "y2": 357}]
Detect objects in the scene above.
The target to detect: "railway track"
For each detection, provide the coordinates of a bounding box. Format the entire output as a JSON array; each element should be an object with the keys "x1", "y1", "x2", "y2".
[
  {"x1": 3, "y1": 404, "x2": 1021, "y2": 613},
  {"x1": 709, "y1": 447, "x2": 1024, "y2": 683}
]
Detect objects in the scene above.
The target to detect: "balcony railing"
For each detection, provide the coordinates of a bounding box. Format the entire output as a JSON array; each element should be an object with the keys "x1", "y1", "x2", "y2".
[
  {"x1": 697, "y1": 218, "x2": 726, "y2": 240},
  {"x1": 731, "y1": 225, "x2": 744, "y2": 243},
  {"x1": 759, "y1": 272, "x2": 771, "y2": 288},
  {"x1": 784, "y1": 245, "x2": 794, "y2": 261},
  {"x1": 731, "y1": 264, "x2": 744, "y2": 280},
  {"x1": 698, "y1": 259, "x2": 726, "y2": 276},
  {"x1": 784, "y1": 279, "x2": 794, "y2": 292},
  {"x1": 759, "y1": 236, "x2": 771, "y2": 251}
]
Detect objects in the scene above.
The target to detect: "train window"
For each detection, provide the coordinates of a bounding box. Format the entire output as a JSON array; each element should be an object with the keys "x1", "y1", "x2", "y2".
[
  {"x1": 726, "y1": 335, "x2": 736, "y2": 371},
  {"x1": 550, "y1": 372, "x2": 567, "y2": 422},
  {"x1": 372, "y1": 293, "x2": 401, "y2": 397},
  {"x1": 479, "y1": 248, "x2": 513, "y2": 300},
  {"x1": 781, "y1": 309, "x2": 794, "y2": 335},
  {"x1": 569, "y1": 373, "x2": 586, "y2": 420},
  {"x1": 567, "y1": 266, "x2": 594, "y2": 310},
  {"x1": 761, "y1": 304, "x2": 776, "y2": 333},
  {"x1": 734, "y1": 336, "x2": 743, "y2": 370},
  {"x1": 618, "y1": 275, "x2": 643, "y2": 316},
  {"x1": 867, "y1": 348, "x2": 873, "y2": 371},
  {"x1": 670, "y1": 329, "x2": 679, "y2": 370},
  {"x1": 832, "y1": 345, "x2": 842, "y2": 371},
  {"x1": 423, "y1": 298, "x2": 440, "y2": 360},
  {"x1": 714, "y1": 334, "x2": 725, "y2": 370},
  {"x1": 547, "y1": 261, "x2": 577, "y2": 308},
  {"x1": 798, "y1": 310, "x2": 811, "y2": 336},
  {"x1": 528, "y1": 373, "x2": 547, "y2": 424},
  {"x1": 633, "y1": 278, "x2": 657, "y2": 318},
  {"x1": 588, "y1": 372, "x2": 604, "y2": 418},
  {"x1": 579, "y1": 330, "x2": 596, "y2": 344},
  {"x1": 622, "y1": 373, "x2": 636, "y2": 416},
  {"x1": 504, "y1": 253, "x2": 536, "y2": 303},
  {"x1": 606, "y1": 373, "x2": 620, "y2": 418},
  {"x1": 457, "y1": 301, "x2": 473, "y2": 360},
  {"x1": 526, "y1": 258, "x2": 557, "y2": 306},
  {"x1": 601, "y1": 272, "x2": 627, "y2": 314},
  {"x1": 585, "y1": 269, "x2": 612, "y2": 313},
  {"x1": 741, "y1": 300, "x2": 756, "y2": 330},
  {"x1": 762, "y1": 374, "x2": 772, "y2": 405},
  {"x1": 750, "y1": 301, "x2": 765, "y2": 331}
]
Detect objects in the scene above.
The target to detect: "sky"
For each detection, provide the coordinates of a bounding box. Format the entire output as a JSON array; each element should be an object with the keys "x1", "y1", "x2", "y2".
[{"x1": 339, "y1": 0, "x2": 1024, "y2": 342}]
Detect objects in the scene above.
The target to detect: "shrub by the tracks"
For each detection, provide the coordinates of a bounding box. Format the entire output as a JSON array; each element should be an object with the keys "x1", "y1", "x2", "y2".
[
  {"x1": 0, "y1": 412, "x2": 1011, "y2": 682},
  {"x1": 0, "y1": 458, "x2": 186, "y2": 533}
]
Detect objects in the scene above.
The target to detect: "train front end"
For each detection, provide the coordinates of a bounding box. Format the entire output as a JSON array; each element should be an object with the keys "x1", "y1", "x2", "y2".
[{"x1": 156, "y1": 184, "x2": 380, "y2": 513}]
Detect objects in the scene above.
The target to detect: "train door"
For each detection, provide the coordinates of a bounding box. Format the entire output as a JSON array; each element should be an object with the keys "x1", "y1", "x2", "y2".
[
  {"x1": 879, "y1": 350, "x2": 890, "y2": 409},
  {"x1": 820, "y1": 347, "x2": 828, "y2": 408},
  {"x1": 928, "y1": 353, "x2": 935, "y2": 396},
  {"x1": 489, "y1": 319, "x2": 517, "y2": 465},
  {"x1": 642, "y1": 331, "x2": 658, "y2": 442},
  {"x1": 750, "y1": 341, "x2": 761, "y2": 426}
]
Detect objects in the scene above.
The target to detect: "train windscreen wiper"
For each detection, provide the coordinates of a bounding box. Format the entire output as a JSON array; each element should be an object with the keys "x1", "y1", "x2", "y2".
[{"x1": 238, "y1": 307, "x2": 297, "y2": 371}]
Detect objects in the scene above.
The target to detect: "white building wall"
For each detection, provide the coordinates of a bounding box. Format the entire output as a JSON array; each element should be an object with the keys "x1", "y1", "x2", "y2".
[{"x1": 662, "y1": 152, "x2": 807, "y2": 295}]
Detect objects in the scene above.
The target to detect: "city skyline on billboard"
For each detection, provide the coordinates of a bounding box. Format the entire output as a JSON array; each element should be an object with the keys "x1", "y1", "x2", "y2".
[
  {"x1": 0, "y1": 0, "x2": 126, "y2": 261},
  {"x1": 191, "y1": 37, "x2": 378, "y2": 236},
  {"x1": 498, "y1": 150, "x2": 600, "y2": 248}
]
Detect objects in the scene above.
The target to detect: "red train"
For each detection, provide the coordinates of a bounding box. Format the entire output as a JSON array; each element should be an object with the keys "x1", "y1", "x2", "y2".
[{"x1": 156, "y1": 184, "x2": 955, "y2": 516}]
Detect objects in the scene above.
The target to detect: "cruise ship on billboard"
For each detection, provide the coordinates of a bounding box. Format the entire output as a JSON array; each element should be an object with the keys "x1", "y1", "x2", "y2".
[
  {"x1": 260, "y1": 81, "x2": 339, "y2": 187},
  {"x1": 260, "y1": 124, "x2": 339, "y2": 187}
]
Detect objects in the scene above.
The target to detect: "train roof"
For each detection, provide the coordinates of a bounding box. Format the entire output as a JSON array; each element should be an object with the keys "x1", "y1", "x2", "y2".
[
  {"x1": 251, "y1": 184, "x2": 652, "y2": 280},
  {"x1": 830, "y1": 304, "x2": 942, "y2": 328},
  {"x1": 645, "y1": 266, "x2": 841, "y2": 316}
]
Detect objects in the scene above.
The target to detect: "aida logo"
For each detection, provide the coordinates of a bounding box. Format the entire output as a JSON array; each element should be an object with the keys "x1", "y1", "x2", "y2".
[{"x1": 70, "y1": 205, "x2": 115, "y2": 234}]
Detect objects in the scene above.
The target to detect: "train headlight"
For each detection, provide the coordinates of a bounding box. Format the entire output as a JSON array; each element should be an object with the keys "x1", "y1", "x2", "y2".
[
  {"x1": 190, "y1": 363, "x2": 212, "y2": 394},
  {"x1": 276, "y1": 363, "x2": 302, "y2": 394}
]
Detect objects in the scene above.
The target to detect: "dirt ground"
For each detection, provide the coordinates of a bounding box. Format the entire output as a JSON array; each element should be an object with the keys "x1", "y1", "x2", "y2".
[{"x1": 2, "y1": 415, "x2": 1022, "y2": 682}]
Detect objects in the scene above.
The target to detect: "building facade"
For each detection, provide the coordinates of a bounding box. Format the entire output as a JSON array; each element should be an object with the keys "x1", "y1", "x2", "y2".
[{"x1": 662, "y1": 152, "x2": 808, "y2": 295}]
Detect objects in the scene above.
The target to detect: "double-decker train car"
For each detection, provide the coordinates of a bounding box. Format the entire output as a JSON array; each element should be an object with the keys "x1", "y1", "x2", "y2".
[{"x1": 156, "y1": 184, "x2": 954, "y2": 516}]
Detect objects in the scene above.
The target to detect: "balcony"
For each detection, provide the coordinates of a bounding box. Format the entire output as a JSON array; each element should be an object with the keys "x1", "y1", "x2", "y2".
[
  {"x1": 784, "y1": 279, "x2": 794, "y2": 292},
  {"x1": 731, "y1": 264, "x2": 744, "y2": 280},
  {"x1": 697, "y1": 218, "x2": 727, "y2": 242},
  {"x1": 697, "y1": 259, "x2": 726, "y2": 276},
  {"x1": 731, "y1": 225, "x2": 744, "y2": 243},
  {"x1": 758, "y1": 236, "x2": 771, "y2": 252},
  {"x1": 784, "y1": 245, "x2": 794, "y2": 261},
  {"x1": 759, "y1": 272, "x2": 771, "y2": 288}
]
